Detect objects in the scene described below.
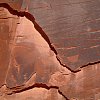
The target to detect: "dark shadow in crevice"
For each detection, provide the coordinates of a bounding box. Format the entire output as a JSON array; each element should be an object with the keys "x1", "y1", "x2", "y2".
[
  {"x1": 0, "y1": 3, "x2": 69, "y2": 99},
  {"x1": 57, "y1": 57, "x2": 100, "y2": 73},
  {"x1": 0, "y1": 3, "x2": 79, "y2": 73},
  {"x1": 0, "y1": 3, "x2": 57, "y2": 55},
  {"x1": 7, "y1": 83, "x2": 69, "y2": 100},
  {"x1": 80, "y1": 60, "x2": 100, "y2": 69},
  {"x1": 0, "y1": 3, "x2": 100, "y2": 73}
]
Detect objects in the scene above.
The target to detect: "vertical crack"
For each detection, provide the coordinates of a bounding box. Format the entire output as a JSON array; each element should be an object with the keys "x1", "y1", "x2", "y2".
[
  {"x1": 0, "y1": 3, "x2": 100, "y2": 73},
  {"x1": 0, "y1": 3, "x2": 77, "y2": 73}
]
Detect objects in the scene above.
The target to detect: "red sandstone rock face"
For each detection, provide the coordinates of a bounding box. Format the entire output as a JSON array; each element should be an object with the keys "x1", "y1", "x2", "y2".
[
  {"x1": 22, "y1": 0, "x2": 100, "y2": 71},
  {"x1": 0, "y1": 7, "x2": 18, "y2": 87},
  {"x1": 0, "y1": 0, "x2": 100, "y2": 71},
  {"x1": 0, "y1": 0, "x2": 100, "y2": 100}
]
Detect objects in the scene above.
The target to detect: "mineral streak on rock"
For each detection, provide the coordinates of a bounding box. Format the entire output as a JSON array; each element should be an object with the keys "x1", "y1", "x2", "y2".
[{"x1": 0, "y1": 7, "x2": 19, "y2": 87}]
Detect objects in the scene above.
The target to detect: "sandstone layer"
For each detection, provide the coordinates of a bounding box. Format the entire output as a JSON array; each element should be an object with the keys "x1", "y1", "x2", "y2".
[{"x1": 0, "y1": 0, "x2": 100, "y2": 100}]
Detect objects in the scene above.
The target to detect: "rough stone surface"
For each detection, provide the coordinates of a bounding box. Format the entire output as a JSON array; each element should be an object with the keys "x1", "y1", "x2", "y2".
[
  {"x1": 0, "y1": 7, "x2": 19, "y2": 87},
  {"x1": 0, "y1": 0, "x2": 100, "y2": 71},
  {"x1": 22, "y1": 0, "x2": 100, "y2": 71},
  {"x1": 0, "y1": 0, "x2": 100, "y2": 100},
  {"x1": 0, "y1": 88, "x2": 65, "y2": 100}
]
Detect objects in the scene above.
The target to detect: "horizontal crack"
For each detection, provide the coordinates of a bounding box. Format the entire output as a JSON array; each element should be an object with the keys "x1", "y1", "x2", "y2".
[
  {"x1": 6, "y1": 83, "x2": 69, "y2": 100},
  {"x1": 0, "y1": 17, "x2": 16, "y2": 19},
  {"x1": 0, "y1": 3, "x2": 69, "y2": 99}
]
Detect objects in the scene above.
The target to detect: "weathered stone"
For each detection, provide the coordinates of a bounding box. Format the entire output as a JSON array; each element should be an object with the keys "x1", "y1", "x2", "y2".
[
  {"x1": 0, "y1": 88, "x2": 65, "y2": 100},
  {"x1": 0, "y1": 0, "x2": 100, "y2": 71},
  {"x1": 0, "y1": 7, "x2": 19, "y2": 87},
  {"x1": 0, "y1": 1, "x2": 100, "y2": 100}
]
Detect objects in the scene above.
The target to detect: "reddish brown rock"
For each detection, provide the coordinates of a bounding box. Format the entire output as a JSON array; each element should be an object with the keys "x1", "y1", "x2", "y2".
[
  {"x1": 0, "y1": 0, "x2": 23, "y2": 10},
  {"x1": 6, "y1": 16, "x2": 65, "y2": 88},
  {"x1": 0, "y1": 0, "x2": 100, "y2": 71},
  {"x1": 0, "y1": 1, "x2": 100, "y2": 100},
  {"x1": 0, "y1": 7, "x2": 19, "y2": 87},
  {"x1": 49, "y1": 63, "x2": 100, "y2": 99},
  {"x1": 0, "y1": 7, "x2": 69, "y2": 99},
  {"x1": 20, "y1": 0, "x2": 100, "y2": 71},
  {"x1": 0, "y1": 88, "x2": 65, "y2": 100}
]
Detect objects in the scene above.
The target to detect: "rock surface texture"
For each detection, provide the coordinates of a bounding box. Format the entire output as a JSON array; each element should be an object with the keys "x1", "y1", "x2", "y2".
[{"x1": 0, "y1": 0, "x2": 100, "y2": 100}]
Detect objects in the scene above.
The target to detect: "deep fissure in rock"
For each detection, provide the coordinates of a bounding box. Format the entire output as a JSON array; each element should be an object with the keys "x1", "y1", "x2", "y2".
[
  {"x1": 7, "y1": 83, "x2": 69, "y2": 100},
  {"x1": 0, "y1": 3, "x2": 100, "y2": 73}
]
